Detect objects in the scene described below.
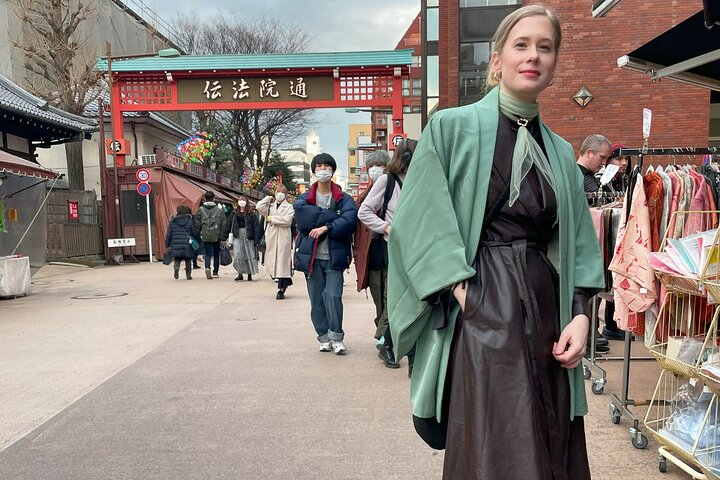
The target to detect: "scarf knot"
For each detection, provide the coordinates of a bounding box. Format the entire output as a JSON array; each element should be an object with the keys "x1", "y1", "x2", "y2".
[{"x1": 498, "y1": 91, "x2": 557, "y2": 208}]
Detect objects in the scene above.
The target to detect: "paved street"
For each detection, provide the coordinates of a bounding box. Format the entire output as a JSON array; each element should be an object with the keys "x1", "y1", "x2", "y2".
[{"x1": 0, "y1": 263, "x2": 685, "y2": 479}]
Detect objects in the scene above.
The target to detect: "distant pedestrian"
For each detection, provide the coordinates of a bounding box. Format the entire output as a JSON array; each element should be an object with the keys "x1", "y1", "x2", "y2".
[
  {"x1": 223, "y1": 195, "x2": 259, "y2": 281},
  {"x1": 256, "y1": 185, "x2": 295, "y2": 299},
  {"x1": 576, "y1": 134, "x2": 611, "y2": 194},
  {"x1": 359, "y1": 140, "x2": 417, "y2": 374},
  {"x1": 165, "y1": 205, "x2": 199, "y2": 280},
  {"x1": 194, "y1": 191, "x2": 226, "y2": 279},
  {"x1": 353, "y1": 149, "x2": 391, "y2": 347},
  {"x1": 294, "y1": 153, "x2": 358, "y2": 355}
]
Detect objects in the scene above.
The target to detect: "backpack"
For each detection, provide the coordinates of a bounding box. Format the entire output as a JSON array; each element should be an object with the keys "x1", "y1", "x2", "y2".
[
  {"x1": 368, "y1": 173, "x2": 402, "y2": 270},
  {"x1": 379, "y1": 172, "x2": 402, "y2": 221},
  {"x1": 199, "y1": 207, "x2": 222, "y2": 242}
]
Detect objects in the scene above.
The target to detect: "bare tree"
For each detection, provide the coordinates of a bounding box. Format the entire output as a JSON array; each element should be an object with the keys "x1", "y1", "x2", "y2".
[
  {"x1": 11, "y1": 0, "x2": 101, "y2": 190},
  {"x1": 173, "y1": 13, "x2": 317, "y2": 177}
]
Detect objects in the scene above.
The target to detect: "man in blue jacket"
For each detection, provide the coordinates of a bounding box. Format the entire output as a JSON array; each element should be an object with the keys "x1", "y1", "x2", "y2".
[{"x1": 294, "y1": 153, "x2": 358, "y2": 355}]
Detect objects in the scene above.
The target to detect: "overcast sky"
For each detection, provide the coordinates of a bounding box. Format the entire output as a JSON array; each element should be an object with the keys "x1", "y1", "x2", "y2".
[{"x1": 145, "y1": 0, "x2": 420, "y2": 174}]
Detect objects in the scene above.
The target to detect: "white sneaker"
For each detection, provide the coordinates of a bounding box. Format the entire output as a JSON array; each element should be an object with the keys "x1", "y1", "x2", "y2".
[
  {"x1": 333, "y1": 340, "x2": 347, "y2": 355},
  {"x1": 319, "y1": 341, "x2": 332, "y2": 352}
]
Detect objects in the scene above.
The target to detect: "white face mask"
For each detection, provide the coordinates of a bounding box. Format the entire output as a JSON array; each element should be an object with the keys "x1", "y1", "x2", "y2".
[
  {"x1": 238, "y1": 200, "x2": 246, "y2": 208},
  {"x1": 275, "y1": 192, "x2": 286, "y2": 202},
  {"x1": 368, "y1": 166, "x2": 384, "y2": 182},
  {"x1": 315, "y1": 170, "x2": 333, "y2": 183}
]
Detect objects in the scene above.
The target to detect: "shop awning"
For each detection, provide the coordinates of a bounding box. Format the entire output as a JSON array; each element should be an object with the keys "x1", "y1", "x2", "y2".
[
  {"x1": 618, "y1": 10, "x2": 720, "y2": 91},
  {"x1": 184, "y1": 177, "x2": 235, "y2": 204},
  {"x1": 0, "y1": 150, "x2": 59, "y2": 179}
]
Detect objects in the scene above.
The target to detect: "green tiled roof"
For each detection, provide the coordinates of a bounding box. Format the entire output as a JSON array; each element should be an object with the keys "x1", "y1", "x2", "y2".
[{"x1": 97, "y1": 50, "x2": 413, "y2": 73}]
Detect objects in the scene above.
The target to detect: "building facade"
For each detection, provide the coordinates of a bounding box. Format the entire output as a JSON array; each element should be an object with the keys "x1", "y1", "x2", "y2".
[{"x1": 424, "y1": 0, "x2": 711, "y2": 157}]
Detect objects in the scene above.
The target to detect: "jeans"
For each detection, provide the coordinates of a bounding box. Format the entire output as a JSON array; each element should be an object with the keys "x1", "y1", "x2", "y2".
[
  {"x1": 203, "y1": 241, "x2": 220, "y2": 273},
  {"x1": 305, "y1": 259, "x2": 344, "y2": 342}
]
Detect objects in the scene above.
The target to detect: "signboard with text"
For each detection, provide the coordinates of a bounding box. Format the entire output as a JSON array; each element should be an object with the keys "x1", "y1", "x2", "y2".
[
  {"x1": 177, "y1": 76, "x2": 335, "y2": 104},
  {"x1": 105, "y1": 138, "x2": 129, "y2": 155},
  {"x1": 68, "y1": 200, "x2": 79, "y2": 221}
]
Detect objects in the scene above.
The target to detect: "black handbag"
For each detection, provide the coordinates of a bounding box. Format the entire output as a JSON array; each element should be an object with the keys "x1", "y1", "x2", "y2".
[
  {"x1": 162, "y1": 251, "x2": 172, "y2": 266},
  {"x1": 219, "y1": 244, "x2": 232, "y2": 266}
]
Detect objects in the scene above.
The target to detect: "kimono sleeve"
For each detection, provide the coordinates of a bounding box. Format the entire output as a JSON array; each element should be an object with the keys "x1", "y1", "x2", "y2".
[
  {"x1": 571, "y1": 161, "x2": 606, "y2": 291},
  {"x1": 390, "y1": 116, "x2": 476, "y2": 302}
]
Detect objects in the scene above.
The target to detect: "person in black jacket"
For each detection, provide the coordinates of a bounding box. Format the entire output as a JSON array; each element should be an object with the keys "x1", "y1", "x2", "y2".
[
  {"x1": 294, "y1": 153, "x2": 358, "y2": 355},
  {"x1": 223, "y1": 195, "x2": 259, "y2": 281},
  {"x1": 165, "y1": 205, "x2": 199, "y2": 280}
]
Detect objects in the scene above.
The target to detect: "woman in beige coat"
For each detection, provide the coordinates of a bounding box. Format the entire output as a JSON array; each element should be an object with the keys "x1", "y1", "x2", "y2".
[{"x1": 256, "y1": 185, "x2": 295, "y2": 299}]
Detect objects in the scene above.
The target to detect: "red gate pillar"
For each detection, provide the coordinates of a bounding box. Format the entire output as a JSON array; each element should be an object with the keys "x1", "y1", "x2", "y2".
[
  {"x1": 392, "y1": 68, "x2": 404, "y2": 136},
  {"x1": 110, "y1": 80, "x2": 126, "y2": 167}
]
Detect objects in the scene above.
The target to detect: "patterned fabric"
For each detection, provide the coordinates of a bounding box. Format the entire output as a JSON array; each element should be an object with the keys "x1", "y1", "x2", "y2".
[{"x1": 609, "y1": 175, "x2": 657, "y2": 330}]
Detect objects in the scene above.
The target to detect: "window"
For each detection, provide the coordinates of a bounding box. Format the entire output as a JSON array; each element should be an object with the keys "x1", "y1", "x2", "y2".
[
  {"x1": 427, "y1": 55, "x2": 439, "y2": 97},
  {"x1": 412, "y1": 56, "x2": 422, "y2": 67},
  {"x1": 460, "y1": 42, "x2": 491, "y2": 105},
  {"x1": 427, "y1": 7, "x2": 439, "y2": 41},
  {"x1": 460, "y1": 0, "x2": 519, "y2": 6},
  {"x1": 412, "y1": 78, "x2": 422, "y2": 97}
]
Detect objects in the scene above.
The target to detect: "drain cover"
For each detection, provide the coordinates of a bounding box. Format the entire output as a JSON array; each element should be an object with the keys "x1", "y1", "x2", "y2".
[{"x1": 71, "y1": 292, "x2": 129, "y2": 300}]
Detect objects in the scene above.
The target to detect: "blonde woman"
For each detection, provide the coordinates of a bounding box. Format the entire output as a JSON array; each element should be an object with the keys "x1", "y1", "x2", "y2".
[{"x1": 389, "y1": 5, "x2": 605, "y2": 478}]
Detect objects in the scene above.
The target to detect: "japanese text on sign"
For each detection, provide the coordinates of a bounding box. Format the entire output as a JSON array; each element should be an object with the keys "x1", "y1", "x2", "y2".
[
  {"x1": 203, "y1": 78, "x2": 305, "y2": 100},
  {"x1": 178, "y1": 76, "x2": 334, "y2": 104},
  {"x1": 108, "y1": 238, "x2": 136, "y2": 247}
]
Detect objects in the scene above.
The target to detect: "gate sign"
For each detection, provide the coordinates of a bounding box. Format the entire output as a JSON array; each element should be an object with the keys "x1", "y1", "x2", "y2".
[
  {"x1": 68, "y1": 200, "x2": 79, "y2": 220},
  {"x1": 390, "y1": 133, "x2": 407, "y2": 150},
  {"x1": 136, "y1": 168, "x2": 150, "y2": 182},
  {"x1": 137, "y1": 182, "x2": 152, "y2": 196},
  {"x1": 105, "y1": 138, "x2": 128, "y2": 155}
]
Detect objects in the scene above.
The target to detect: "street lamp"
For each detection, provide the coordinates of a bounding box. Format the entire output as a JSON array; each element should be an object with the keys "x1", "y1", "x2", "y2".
[{"x1": 344, "y1": 107, "x2": 392, "y2": 114}]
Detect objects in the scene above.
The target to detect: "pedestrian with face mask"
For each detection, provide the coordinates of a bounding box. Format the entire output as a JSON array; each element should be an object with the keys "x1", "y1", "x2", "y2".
[
  {"x1": 256, "y1": 185, "x2": 295, "y2": 299},
  {"x1": 223, "y1": 195, "x2": 259, "y2": 281},
  {"x1": 352, "y1": 149, "x2": 391, "y2": 347},
  {"x1": 359, "y1": 139, "x2": 417, "y2": 373},
  {"x1": 294, "y1": 153, "x2": 358, "y2": 355}
]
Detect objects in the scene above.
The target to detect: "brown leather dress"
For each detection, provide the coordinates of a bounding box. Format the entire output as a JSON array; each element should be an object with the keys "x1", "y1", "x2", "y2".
[{"x1": 442, "y1": 114, "x2": 591, "y2": 480}]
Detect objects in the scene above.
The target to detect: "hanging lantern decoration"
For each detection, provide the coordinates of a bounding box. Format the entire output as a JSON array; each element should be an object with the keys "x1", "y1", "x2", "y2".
[{"x1": 176, "y1": 131, "x2": 216, "y2": 164}]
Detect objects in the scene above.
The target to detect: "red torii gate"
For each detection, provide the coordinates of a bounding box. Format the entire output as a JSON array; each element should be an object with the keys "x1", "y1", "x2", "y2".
[
  {"x1": 96, "y1": 49, "x2": 412, "y2": 257},
  {"x1": 97, "y1": 49, "x2": 413, "y2": 167}
]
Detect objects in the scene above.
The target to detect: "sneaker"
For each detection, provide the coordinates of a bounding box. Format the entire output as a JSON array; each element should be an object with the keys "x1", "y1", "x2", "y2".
[
  {"x1": 213, "y1": 272, "x2": 219, "y2": 278},
  {"x1": 205, "y1": 268, "x2": 213, "y2": 279},
  {"x1": 378, "y1": 345, "x2": 400, "y2": 368},
  {"x1": 319, "y1": 342, "x2": 332, "y2": 352},
  {"x1": 333, "y1": 340, "x2": 347, "y2": 355},
  {"x1": 375, "y1": 336, "x2": 385, "y2": 350}
]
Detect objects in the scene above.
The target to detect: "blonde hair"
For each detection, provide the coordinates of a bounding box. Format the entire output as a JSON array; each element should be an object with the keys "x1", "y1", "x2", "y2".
[{"x1": 486, "y1": 5, "x2": 562, "y2": 88}]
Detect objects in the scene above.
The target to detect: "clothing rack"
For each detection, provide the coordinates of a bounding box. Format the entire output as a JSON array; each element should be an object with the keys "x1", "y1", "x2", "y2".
[{"x1": 604, "y1": 146, "x2": 720, "y2": 450}]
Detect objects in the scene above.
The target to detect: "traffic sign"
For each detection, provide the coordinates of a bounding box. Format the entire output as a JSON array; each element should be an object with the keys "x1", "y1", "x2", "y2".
[
  {"x1": 136, "y1": 168, "x2": 150, "y2": 182},
  {"x1": 137, "y1": 182, "x2": 152, "y2": 196}
]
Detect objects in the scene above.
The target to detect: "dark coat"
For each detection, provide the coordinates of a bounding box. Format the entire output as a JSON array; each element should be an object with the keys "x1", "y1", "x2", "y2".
[
  {"x1": 222, "y1": 210, "x2": 260, "y2": 242},
  {"x1": 165, "y1": 214, "x2": 198, "y2": 259},
  {"x1": 293, "y1": 182, "x2": 357, "y2": 273},
  {"x1": 352, "y1": 188, "x2": 373, "y2": 291}
]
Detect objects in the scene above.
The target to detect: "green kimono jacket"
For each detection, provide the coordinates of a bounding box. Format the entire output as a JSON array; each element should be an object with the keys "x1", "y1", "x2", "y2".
[{"x1": 387, "y1": 87, "x2": 605, "y2": 421}]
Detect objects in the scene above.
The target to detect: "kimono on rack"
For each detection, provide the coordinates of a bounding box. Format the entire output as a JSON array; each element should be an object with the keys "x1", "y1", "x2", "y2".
[{"x1": 609, "y1": 174, "x2": 657, "y2": 333}]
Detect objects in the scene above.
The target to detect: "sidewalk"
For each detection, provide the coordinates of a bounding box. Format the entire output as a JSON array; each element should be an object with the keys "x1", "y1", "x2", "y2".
[{"x1": 0, "y1": 262, "x2": 682, "y2": 478}]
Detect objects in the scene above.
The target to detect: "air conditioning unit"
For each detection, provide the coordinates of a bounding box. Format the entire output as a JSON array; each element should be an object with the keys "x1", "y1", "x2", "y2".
[
  {"x1": 138, "y1": 154, "x2": 156, "y2": 165},
  {"x1": 376, "y1": 130, "x2": 386, "y2": 138}
]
